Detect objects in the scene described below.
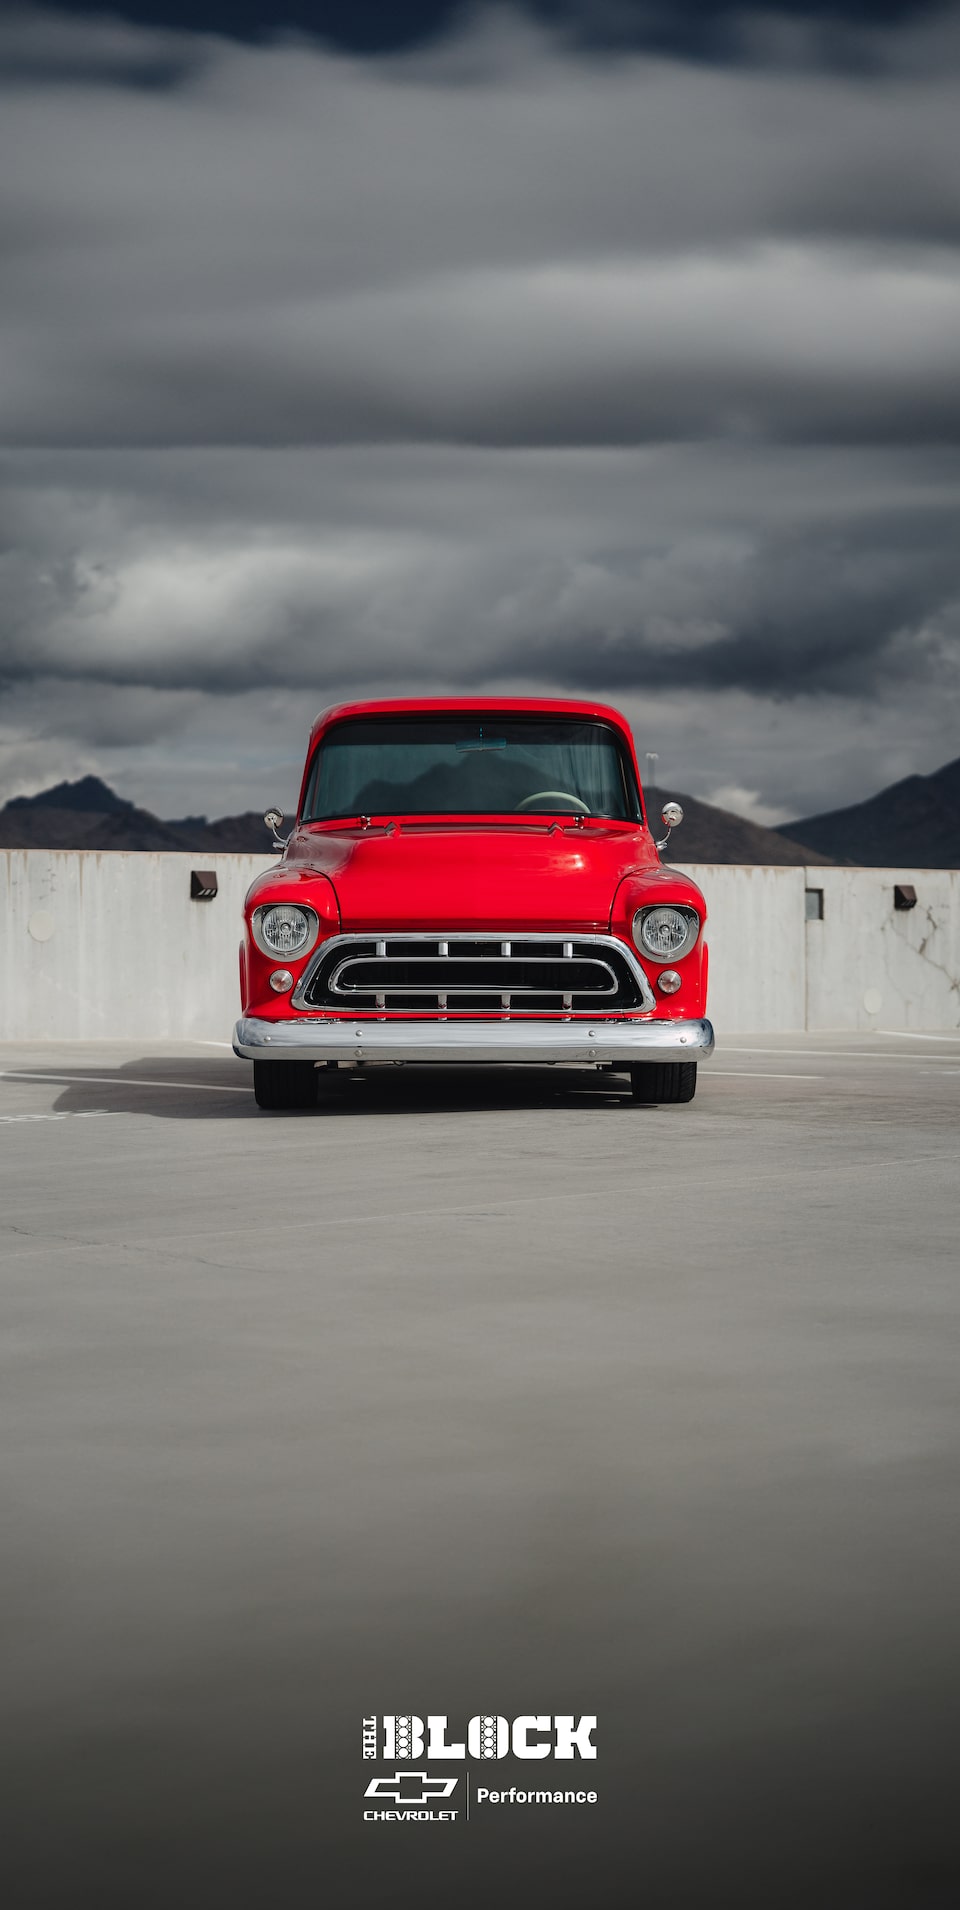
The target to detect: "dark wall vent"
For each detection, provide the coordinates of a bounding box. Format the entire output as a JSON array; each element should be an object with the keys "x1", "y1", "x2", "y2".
[
  {"x1": 190, "y1": 870, "x2": 218, "y2": 900},
  {"x1": 893, "y1": 884, "x2": 917, "y2": 911}
]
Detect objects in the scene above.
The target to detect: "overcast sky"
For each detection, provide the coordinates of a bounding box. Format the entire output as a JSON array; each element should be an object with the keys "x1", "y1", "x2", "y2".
[{"x1": 2, "y1": 0, "x2": 959, "y2": 824}]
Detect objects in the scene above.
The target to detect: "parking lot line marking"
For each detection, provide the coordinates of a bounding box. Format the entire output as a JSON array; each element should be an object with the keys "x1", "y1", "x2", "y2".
[
  {"x1": 878, "y1": 1029, "x2": 960, "y2": 1042},
  {"x1": 708, "y1": 1070, "x2": 820, "y2": 1080},
  {"x1": 0, "y1": 1071, "x2": 250, "y2": 1095},
  {"x1": 722, "y1": 1046, "x2": 960, "y2": 1063}
]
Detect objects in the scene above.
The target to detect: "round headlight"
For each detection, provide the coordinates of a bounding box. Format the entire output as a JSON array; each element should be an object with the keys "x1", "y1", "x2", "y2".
[
  {"x1": 252, "y1": 903, "x2": 320, "y2": 959},
  {"x1": 633, "y1": 905, "x2": 699, "y2": 961}
]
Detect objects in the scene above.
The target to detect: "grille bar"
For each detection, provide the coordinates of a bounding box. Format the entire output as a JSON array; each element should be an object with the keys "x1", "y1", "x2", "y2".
[
  {"x1": 328, "y1": 956, "x2": 619, "y2": 997},
  {"x1": 297, "y1": 934, "x2": 649, "y2": 1014}
]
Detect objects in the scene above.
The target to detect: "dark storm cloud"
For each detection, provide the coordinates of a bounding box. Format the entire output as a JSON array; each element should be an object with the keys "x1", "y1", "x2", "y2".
[
  {"x1": 3, "y1": 15, "x2": 960, "y2": 451},
  {"x1": 1, "y1": 6, "x2": 959, "y2": 816},
  {"x1": 0, "y1": 10, "x2": 207, "y2": 85},
  {"x1": 5, "y1": 249, "x2": 960, "y2": 451},
  {"x1": 482, "y1": 507, "x2": 960, "y2": 697},
  {"x1": 11, "y1": 0, "x2": 956, "y2": 59},
  {"x1": 4, "y1": 443, "x2": 959, "y2": 704}
]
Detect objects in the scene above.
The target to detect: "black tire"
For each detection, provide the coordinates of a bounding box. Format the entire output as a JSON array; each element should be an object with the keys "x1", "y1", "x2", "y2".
[
  {"x1": 630, "y1": 1062, "x2": 698, "y2": 1104},
  {"x1": 253, "y1": 1060, "x2": 318, "y2": 1109}
]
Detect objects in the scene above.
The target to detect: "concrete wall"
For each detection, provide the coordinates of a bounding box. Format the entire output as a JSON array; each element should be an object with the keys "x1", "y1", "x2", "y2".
[
  {"x1": 803, "y1": 865, "x2": 960, "y2": 1033},
  {"x1": 0, "y1": 851, "x2": 274, "y2": 1042},
  {"x1": 2, "y1": 849, "x2": 958, "y2": 1040},
  {"x1": 675, "y1": 864, "x2": 807, "y2": 1033}
]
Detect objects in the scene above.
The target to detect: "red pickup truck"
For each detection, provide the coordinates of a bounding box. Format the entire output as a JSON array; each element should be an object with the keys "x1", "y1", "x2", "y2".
[{"x1": 233, "y1": 697, "x2": 713, "y2": 1107}]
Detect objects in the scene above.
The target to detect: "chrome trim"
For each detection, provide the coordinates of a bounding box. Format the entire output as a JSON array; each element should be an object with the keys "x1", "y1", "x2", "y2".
[
  {"x1": 655, "y1": 800, "x2": 684, "y2": 852},
  {"x1": 292, "y1": 932, "x2": 657, "y2": 1014},
  {"x1": 234, "y1": 1016, "x2": 715, "y2": 1065},
  {"x1": 632, "y1": 905, "x2": 700, "y2": 963},
  {"x1": 251, "y1": 903, "x2": 320, "y2": 960},
  {"x1": 324, "y1": 953, "x2": 620, "y2": 999},
  {"x1": 263, "y1": 806, "x2": 290, "y2": 850}
]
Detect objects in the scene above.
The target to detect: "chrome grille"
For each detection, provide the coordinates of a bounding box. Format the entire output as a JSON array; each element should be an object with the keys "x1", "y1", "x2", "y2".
[{"x1": 297, "y1": 935, "x2": 646, "y2": 1014}]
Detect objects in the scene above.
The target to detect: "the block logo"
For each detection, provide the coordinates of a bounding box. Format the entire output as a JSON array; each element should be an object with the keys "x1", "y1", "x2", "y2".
[
  {"x1": 371, "y1": 1715, "x2": 596, "y2": 1761},
  {"x1": 361, "y1": 1714, "x2": 597, "y2": 1825}
]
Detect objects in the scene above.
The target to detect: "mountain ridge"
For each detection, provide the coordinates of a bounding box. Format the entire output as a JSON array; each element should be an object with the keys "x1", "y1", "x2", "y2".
[
  {"x1": 0, "y1": 774, "x2": 828, "y2": 862},
  {"x1": 9, "y1": 757, "x2": 959, "y2": 864},
  {"x1": 0, "y1": 778, "x2": 270, "y2": 854},
  {"x1": 643, "y1": 787, "x2": 831, "y2": 865},
  {"x1": 5, "y1": 774, "x2": 136, "y2": 816},
  {"x1": 780, "y1": 753, "x2": 960, "y2": 869}
]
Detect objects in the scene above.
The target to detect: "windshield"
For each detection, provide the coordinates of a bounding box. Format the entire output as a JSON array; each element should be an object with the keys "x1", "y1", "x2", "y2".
[{"x1": 302, "y1": 717, "x2": 641, "y2": 822}]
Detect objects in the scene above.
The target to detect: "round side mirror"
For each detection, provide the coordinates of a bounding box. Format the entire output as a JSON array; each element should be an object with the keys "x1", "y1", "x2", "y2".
[
  {"x1": 661, "y1": 801, "x2": 683, "y2": 829},
  {"x1": 263, "y1": 808, "x2": 284, "y2": 832}
]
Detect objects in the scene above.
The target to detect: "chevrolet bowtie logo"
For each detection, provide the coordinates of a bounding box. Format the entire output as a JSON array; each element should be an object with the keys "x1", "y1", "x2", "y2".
[{"x1": 365, "y1": 1772, "x2": 459, "y2": 1805}]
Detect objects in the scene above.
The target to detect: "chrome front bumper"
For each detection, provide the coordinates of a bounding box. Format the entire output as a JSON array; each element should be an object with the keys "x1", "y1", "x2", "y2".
[{"x1": 233, "y1": 1016, "x2": 715, "y2": 1066}]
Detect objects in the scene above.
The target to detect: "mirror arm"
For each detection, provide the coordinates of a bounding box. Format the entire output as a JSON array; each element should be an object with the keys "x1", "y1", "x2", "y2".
[
  {"x1": 263, "y1": 807, "x2": 291, "y2": 851},
  {"x1": 655, "y1": 799, "x2": 683, "y2": 853}
]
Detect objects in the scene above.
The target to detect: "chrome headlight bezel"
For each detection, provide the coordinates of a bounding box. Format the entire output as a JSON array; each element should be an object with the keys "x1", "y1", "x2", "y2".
[
  {"x1": 251, "y1": 903, "x2": 321, "y2": 961},
  {"x1": 632, "y1": 904, "x2": 701, "y2": 963}
]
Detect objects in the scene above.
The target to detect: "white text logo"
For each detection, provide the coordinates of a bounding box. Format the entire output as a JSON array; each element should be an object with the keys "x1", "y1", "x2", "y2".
[{"x1": 374, "y1": 1715, "x2": 597, "y2": 1761}]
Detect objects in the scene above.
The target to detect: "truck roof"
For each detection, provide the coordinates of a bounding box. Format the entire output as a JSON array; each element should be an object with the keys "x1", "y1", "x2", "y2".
[{"x1": 306, "y1": 696, "x2": 636, "y2": 755}]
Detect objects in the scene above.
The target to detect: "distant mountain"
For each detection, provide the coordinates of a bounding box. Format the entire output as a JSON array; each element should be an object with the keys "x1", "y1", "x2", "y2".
[
  {"x1": 80, "y1": 811, "x2": 219, "y2": 853},
  {"x1": 779, "y1": 755, "x2": 960, "y2": 869},
  {"x1": 0, "y1": 780, "x2": 273, "y2": 853},
  {"x1": 5, "y1": 774, "x2": 136, "y2": 816},
  {"x1": 0, "y1": 775, "x2": 831, "y2": 861},
  {"x1": 0, "y1": 797, "x2": 193, "y2": 851},
  {"x1": 645, "y1": 787, "x2": 830, "y2": 866},
  {"x1": 9, "y1": 758, "x2": 957, "y2": 864},
  {"x1": 190, "y1": 812, "x2": 275, "y2": 853}
]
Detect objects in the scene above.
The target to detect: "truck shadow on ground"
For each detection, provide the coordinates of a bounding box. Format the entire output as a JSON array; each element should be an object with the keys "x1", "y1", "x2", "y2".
[
  {"x1": 302, "y1": 1065, "x2": 640, "y2": 1117},
  {"x1": 35, "y1": 1061, "x2": 657, "y2": 1119}
]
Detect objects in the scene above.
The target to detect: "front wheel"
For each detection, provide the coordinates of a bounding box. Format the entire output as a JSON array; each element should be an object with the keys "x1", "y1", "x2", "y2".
[
  {"x1": 253, "y1": 1059, "x2": 318, "y2": 1109},
  {"x1": 630, "y1": 1062, "x2": 698, "y2": 1104}
]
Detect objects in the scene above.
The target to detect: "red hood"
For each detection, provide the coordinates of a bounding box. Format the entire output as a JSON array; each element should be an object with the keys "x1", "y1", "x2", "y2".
[{"x1": 283, "y1": 819, "x2": 655, "y2": 931}]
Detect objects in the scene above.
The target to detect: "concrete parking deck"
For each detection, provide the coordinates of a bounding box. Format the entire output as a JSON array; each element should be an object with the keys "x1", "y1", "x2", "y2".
[{"x1": 2, "y1": 1036, "x2": 959, "y2": 1908}]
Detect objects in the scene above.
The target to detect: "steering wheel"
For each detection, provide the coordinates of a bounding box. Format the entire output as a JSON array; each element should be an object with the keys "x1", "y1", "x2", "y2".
[{"x1": 515, "y1": 790, "x2": 591, "y2": 814}]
